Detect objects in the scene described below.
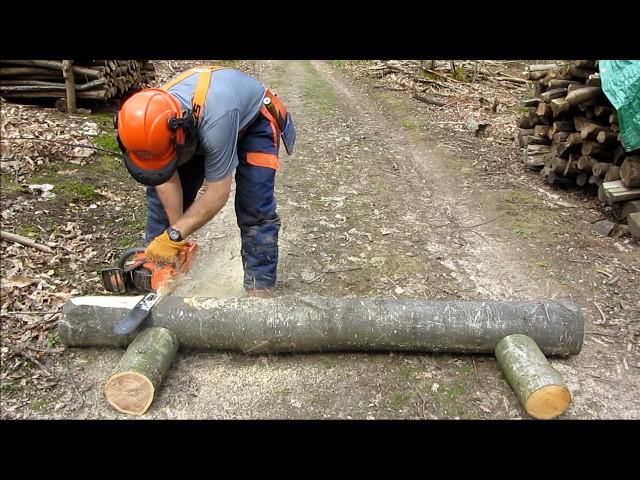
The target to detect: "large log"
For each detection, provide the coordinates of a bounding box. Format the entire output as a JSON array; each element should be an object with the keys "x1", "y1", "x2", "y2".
[
  {"x1": 495, "y1": 334, "x2": 572, "y2": 420},
  {"x1": 58, "y1": 296, "x2": 584, "y2": 356},
  {"x1": 104, "y1": 327, "x2": 179, "y2": 416}
]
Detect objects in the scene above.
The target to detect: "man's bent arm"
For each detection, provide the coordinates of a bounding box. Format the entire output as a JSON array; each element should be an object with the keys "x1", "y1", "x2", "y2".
[
  {"x1": 171, "y1": 174, "x2": 232, "y2": 238},
  {"x1": 155, "y1": 170, "x2": 184, "y2": 226}
]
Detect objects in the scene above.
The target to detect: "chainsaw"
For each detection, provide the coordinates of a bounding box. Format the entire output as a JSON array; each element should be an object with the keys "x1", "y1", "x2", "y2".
[{"x1": 100, "y1": 242, "x2": 198, "y2": 336}]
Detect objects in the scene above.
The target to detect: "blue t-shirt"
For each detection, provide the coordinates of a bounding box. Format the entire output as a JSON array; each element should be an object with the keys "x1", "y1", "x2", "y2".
[{"x1": 168, "y1": 68, "x2": 266, "y2": 181}]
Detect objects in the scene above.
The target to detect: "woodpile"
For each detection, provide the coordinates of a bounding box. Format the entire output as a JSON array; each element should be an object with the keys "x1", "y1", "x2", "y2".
[
  {"x1": 0, "y1": 60, "x2": 155, "y2": 107},
  {"x1": 518, "y1": 60, "x2": 640, "y2": 237}
]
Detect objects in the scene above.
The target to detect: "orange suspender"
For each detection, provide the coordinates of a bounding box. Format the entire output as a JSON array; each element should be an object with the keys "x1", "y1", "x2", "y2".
[{"x1": 160, "y1": 65, "x2": 228, "y2": 125}]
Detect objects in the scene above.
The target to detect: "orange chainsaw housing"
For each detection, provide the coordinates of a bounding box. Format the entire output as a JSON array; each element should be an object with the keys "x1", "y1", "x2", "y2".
[{"x1": 134, "y1": 241, "x2": 198, "y2": 292}]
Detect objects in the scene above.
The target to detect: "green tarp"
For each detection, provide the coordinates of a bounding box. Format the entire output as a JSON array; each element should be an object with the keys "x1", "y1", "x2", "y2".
[{"x1": 599, "y1": 60, "x2": 640, "y2": 152}]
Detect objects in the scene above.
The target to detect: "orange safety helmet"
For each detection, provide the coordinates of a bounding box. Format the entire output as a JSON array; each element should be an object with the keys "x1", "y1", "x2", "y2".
[{"x1": 115, "y1": 88, "x2": 197, "y2": 186}]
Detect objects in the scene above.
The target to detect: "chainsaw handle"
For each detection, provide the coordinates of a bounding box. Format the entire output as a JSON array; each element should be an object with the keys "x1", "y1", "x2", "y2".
[{"x1": 116, "y1": 247, "x2": 146, "y2": 270}]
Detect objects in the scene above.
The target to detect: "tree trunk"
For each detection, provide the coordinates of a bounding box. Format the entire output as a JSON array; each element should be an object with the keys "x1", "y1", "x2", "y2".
[
  {"x1": 495, "y1": 334, "x2": 572, "y2": 420},
  {"x1": 58, "y1": 296, "x2": 585, "y2": 356},
  {"x1": 620, "y1": 156, "x2": 640, "y2": 188},
  {"x1": 104, "y1": 327, "x2": 179, "y2": 416}
]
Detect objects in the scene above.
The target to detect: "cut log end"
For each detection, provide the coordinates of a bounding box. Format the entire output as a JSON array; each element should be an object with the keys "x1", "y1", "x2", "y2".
[
  {"x1": 104, "y1": 371, "x2": 154, "y2": 416},
  {"x1": 526, "y1": 384, "x2": 572, "y2": 420}
]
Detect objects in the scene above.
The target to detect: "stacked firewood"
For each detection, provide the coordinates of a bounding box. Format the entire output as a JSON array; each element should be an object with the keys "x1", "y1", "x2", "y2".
[
  {"x1": 0, "y1": 60, "x2": 155, "y2": 104},
  {"x1": 517, "y1": 60, "x2": 640, "y2": 235}
]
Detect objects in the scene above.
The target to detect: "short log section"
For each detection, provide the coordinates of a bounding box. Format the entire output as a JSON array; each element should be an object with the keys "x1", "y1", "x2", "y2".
[
  {"x1": 495, "y1": 333, "x2": 572, "y2": 419},
  {"x1": 104, "y1": 327, "x2": 179, "y2": 416}
]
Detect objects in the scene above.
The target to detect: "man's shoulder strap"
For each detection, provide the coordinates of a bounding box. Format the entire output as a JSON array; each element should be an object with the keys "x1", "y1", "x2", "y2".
[{"x1": 160, "y1": 65, "x2": 229, "y2": 125}]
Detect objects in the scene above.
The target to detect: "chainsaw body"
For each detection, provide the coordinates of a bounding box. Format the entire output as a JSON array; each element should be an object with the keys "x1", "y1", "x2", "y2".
[{"x1": 101, "y1": 242, "x2": 198, "y2": 294}]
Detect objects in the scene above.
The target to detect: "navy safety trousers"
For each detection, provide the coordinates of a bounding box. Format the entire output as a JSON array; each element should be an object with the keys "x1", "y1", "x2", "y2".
[{"x1": 144, "y1": 110, "x2": 281, "y2": 290}]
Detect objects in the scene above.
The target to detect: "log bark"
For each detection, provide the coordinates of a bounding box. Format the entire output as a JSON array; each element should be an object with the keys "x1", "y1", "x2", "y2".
[
  {"x1": 604, "y1": 165, "x2": 621, "y2": 182},
  {"x1": 536, "y1": 102, "x2": 552, "y2": 117},
  {"x1": 533, "y1": 125, "x2": 549, "y2": 138},
  {"x1": 597, "y1": 130, "x2": 618, "y2": 145},
  {"x1": 581, "y1": 142, "x2": 613, "y2": 160},
  {"x1": 552, "y1": 132, "x2": 570, "y2": 144},
  {"x1": 580, "y1": 122, "x2": 609, "y2": 140},
  {"x1": 0, "y1": 60, "x2": 103, "y2": 79},
  {"x1": 621, "y1": 200, "x2": 640, "y2": 220},
  {"x1": 628, "y1": 212, "x2": 640, "y2": 239},
  {"x1": 539, "y1": 88, "x2": 567, "y2": 103},
  {"x1": 589, "y1": 174, "x2": 603, "y2": 186},
  {"x1": 577, "y1": 155, "x2": 596, "y2": 172},
  {"x1": 523, "y1": 153, "x2": 546, "y2": 169},
  {"x1": 576, "y1": 172, "x2": 589, "y2": 187},
  {"x1": 551, "y1": 120, "x2": 574, "y2": 136},
  {"x1": 58, "y1": 296, "x2": 584, "y2": 356},
  {"x1": 565, "y1": 132, "x2": 582, "y2": 147},
  {"x1": 620, "y1": 156, "x2": 640, "y2": 188},
  {"x1": 566, "y1": 86, "x2": 602, "y2": 105},
  {"x1": 592, "y1": 162, "x2": 613, "y2": 177},
  {"x1": 593, "y1": 105, "x2": 614, "y2": 119},
  {"x1": 495, "y1": 334, "x2": 571, "y2": 420},
  {"x1": 104, "y1": 327, "x2": 179, "y2": 416},
  {"x1": 548, "y1": 79, "x2": 582, "y2": 89},
  {"x1": 547, "y1": 171, "x2": 572, "y2": 185},
  {"x1": 62, "y1": 60, "x2": 76, "y2": 114},
  {"x1": 521, "y1": 99, "x2": 540, "y2": 108},
  {"x1": 550, "y1": 98, "x2": 571, "y2": 118},
  {"x1": 575, "y1": 60, "x2": 596, "y2": 69},
  {"x1": 569, "y1": 65, "x2": 596, "y2": 80},
  {"x1": 412, "y1": 92, "x2": 445, "y2": 107}
]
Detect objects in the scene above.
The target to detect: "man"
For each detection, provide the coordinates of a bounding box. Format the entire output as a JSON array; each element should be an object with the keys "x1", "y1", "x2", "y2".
[{"x1": 115, "y1": 65, "x2": 295, "y2": 298}]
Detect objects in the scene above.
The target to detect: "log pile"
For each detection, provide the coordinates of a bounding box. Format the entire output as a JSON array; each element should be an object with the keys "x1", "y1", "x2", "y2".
[
  {"x1": 518, "y1": 60, "x2": 640, "y2": 236},
  {"x1": 0, "y1": 60, "x2": 155, "y2": 105}
]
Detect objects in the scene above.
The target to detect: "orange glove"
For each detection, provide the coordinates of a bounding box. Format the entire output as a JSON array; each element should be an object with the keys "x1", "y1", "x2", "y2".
[{"x1": 145, "y1": 231, "x2": 186, "y2": 263}]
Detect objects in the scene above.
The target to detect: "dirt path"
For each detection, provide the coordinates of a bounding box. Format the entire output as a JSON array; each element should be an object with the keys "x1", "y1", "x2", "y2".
[{"x1": 36, "y1": 60, "x2": 639, "y2": 419}]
